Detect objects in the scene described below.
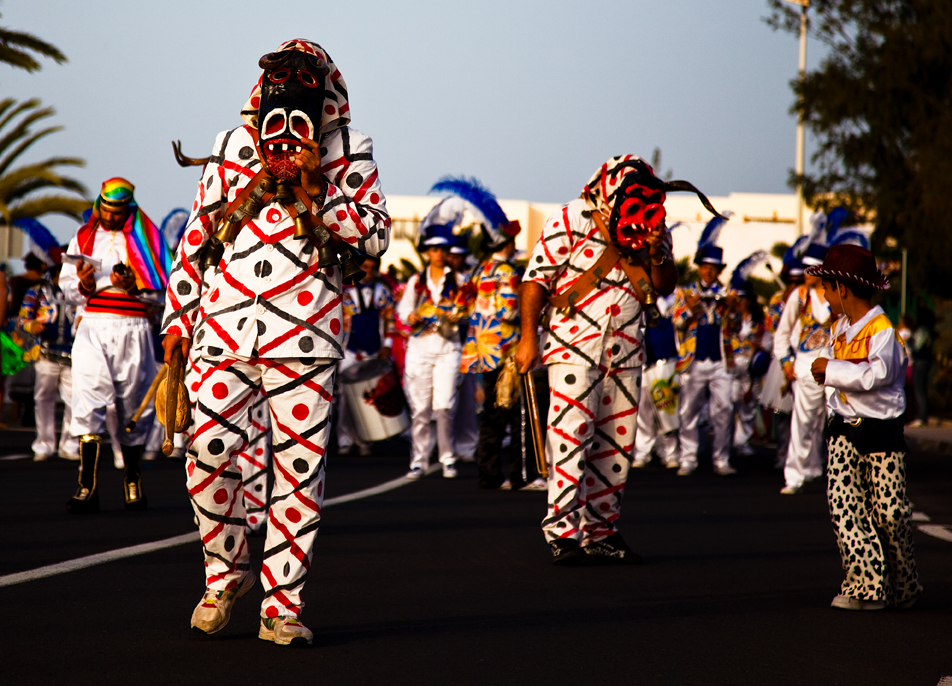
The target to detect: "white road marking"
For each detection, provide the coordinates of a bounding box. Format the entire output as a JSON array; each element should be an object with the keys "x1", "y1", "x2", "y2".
[
  {"x1": 0, "y1": 467, "x2": 435, "y2": 588},
  {"x1": 917, "y1": 524, "x2": 952, "y2": 544},
  {"x1": 911, "y1": 511, "x2": 931, "y2": 522},
  {"x1": 0, "y1": 454, "x2": 33, "y2": 461}
]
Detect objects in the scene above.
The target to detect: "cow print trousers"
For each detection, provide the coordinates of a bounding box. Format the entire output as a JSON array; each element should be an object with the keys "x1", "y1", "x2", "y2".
[
  {"x1": 542, "y1": 363, "x2": 640, "y2": 546},
  {"x1": 826, "y1": 434, "x2": 922, "y2": 605},
  {"x1": 188, "y1": 354, "x2": 335, "y2": 620}
]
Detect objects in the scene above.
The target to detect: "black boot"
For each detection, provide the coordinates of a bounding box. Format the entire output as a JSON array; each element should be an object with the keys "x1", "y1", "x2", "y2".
[
  {"x1": 122, "y1": 443, "x2": 148, "y2": 511},
  {"x1": 66, "y1": 435, "x2": 102, "y2": 514}
]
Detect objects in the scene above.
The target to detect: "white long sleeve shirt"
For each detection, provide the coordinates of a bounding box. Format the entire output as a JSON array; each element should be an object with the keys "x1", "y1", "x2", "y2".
[{"x1": 396, "y1": 267, "x2": 461, "y2": 356}]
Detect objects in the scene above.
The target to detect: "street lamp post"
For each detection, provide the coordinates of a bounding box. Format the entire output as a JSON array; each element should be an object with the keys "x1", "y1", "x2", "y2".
[{"x1": 784, "y1": 0, "x2": 809, "y2": 235}]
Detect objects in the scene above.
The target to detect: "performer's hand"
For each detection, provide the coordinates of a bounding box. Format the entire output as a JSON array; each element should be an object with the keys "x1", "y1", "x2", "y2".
[
  {"x1": 162, "y1": 334, "x2": 190, "y2": 364},
  {"x1": 782, "y1": 361, "x2": 797, "y2": 381},
  {"x1": 811, "y1": 357, "x2": 828, "y2": 385},
  {"x1": 514, "y1": 335, "x2": 540, "y2": 374},
  {"x1": 685, "y1": 292, "x2": 701, "y2": 310},
  {"x1": 645, "y1": 226, "x2": 669, "y2": 259},
  {"x1": 30, "y1": 322, "x2": 46, "y2": 335},
  {"x1": 110, "y1": 270, "x2": 136, "y2": 292},
  {"x1": 76, "y1": 260, "x2": 96, "y2": 293},
  {"x1": 407, "y1": 311, "x2": 422, "y2": 325},
  {"x1": 294, "y1": 137, "x2": 326, "y2": 199},
  {"x1": 378, "y1": 346, "x2": 392, "y2": 360}
]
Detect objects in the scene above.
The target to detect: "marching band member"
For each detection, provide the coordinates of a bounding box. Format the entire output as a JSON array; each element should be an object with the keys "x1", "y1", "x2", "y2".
[
  {"x1": 773, "y1": 212, "x2": 840, "y2": 494},
  {"x1": 516, "y1": 156, "x2": 721, "y2": 565},
  {"x1": 632, "y1": 294, "x2": 680, "y2": 469},
  {"x1": 448, "y1": 232, "x2": 479, "y2": 464},
  {"x1": 671, "y1": 216, "x2": 738, "y2": 477},
  {"x1": 726, "y1": 251, "x2": 770, "y2": 456},
  {"x1": 808, "y1": 244, "x2": 921, "y2": 610},
  {"x1": 162, "y1": 39, "x2": 390, "y2": 646},
  {"x1": 60, "y1": 178, "x2": 170, "y2": 513},
  {"x1": 338, "y1": 254, "x2": 395, "y2": 456},
  {"x1": 397, "y1": 224, "x2": 465, "y2": 479}
]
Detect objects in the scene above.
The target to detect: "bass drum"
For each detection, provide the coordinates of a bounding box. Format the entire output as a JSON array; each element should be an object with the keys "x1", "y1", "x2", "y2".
[
  {"x1": 341, "y1": 357, "x2": 410, "y2": 443},
  {"x1": 643, "y1": 359, "x2": 680, "y2": 433},
  {"x1": 760, "y1": 357, "x2": 794, "y2": 414}
]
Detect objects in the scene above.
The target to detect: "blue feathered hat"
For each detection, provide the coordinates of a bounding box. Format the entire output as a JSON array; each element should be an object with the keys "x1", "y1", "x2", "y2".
[
  {"x1": 783, "y1": 236, "x2": 810, "y2": 276},
  {"x1": 730, "y1": 250, "x2": 769, "y2": 296},
  {"x1": 430, "y1": 176, "x2": 520, "y2": 251},
  {"x1": 419, "y1": 223, "x2": 453, "y2": 249},
  {"x1": 693, "y1": 211, "x2": 733, "y2": 266},
  {"x1": 449, "y1": 231, "x2": 471, "y2": 255},
  {"x1": 13, "y1": 216, "x2": 64, "y2": 265},
  {"x1": 802, "y1": 208, "x2": 850, "y2": 267}
]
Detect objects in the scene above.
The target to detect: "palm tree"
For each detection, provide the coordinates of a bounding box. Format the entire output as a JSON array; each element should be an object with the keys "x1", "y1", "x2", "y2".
[
  {"x1": 0, "y1": 98, "x2": 89, "y2": 233},
  {"x1": 0, "y1": 14, "x2": 66, "y2": 72}
]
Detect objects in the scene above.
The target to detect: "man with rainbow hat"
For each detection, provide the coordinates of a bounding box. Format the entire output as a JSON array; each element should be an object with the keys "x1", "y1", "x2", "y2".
[{"x1": 60, "y1": 177, "x2": 171, "y2": 514}]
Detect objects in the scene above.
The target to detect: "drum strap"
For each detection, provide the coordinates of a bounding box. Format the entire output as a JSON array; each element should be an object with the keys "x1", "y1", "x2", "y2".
[{"x1": 548, "y1": 211, "x2": 656, "y2": 315}]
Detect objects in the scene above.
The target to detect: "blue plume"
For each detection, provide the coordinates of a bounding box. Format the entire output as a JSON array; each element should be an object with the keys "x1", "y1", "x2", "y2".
[
  {"x1": 430, "y1": 176, "x2": 509, "y2": 229},
  {"x1": 160, "y1": 208, "x2": 190, "y2": 250},
  {"x1": 830, "y1": 229, "x2": 869, "y2": 249},
  {"x1": 697, "y1": 210, "x2": 732, "y2": 250},
  {"x1": 731, "y1": 250, "x2": 768, "y2": 286},
  {"x1": 783, "y1": 236, "x2": 810, "y2": 267},
  {"x1": 825, "y1": 207, "x2": 849, "y2": 236},
  {"x1": 13, "y1": 216, "x2": 59, "y2": 254}
]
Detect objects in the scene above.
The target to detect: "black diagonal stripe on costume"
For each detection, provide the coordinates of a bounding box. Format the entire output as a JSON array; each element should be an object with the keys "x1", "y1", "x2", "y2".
[
  {"x1": 206, "y1": 128, "x2": 234, "y2": 166},
  {"x1": 191, "y1": 459, "x2": 243, "y2": 480},
  {"x1": 339, "y1": 127, "x2": 372, "y2": 162},
  {"x1": 190, "y1": 495, "x2": 246, "y2": 525},
  {"x1": 196, "y1": 401, "x2": 250, "y2": 446},
  {"x1": 195, "y1": 199, "x2": 224, "y2": 220},
  {"x1": 271, "y1": 240, "x2": 310, "y2": 271},
  {"x1": 263, "y1": 575, "x2": 311, "y2": 599},
  {"x1": 272, "y1": 412, "x2": 330, "y2": 453},
  {"x1": 230, "y1": 240, "x2": 266, "y2": 262},
  {"x1": 161, "y1": 301, "x2": 199, "y2": 330},
  {"x1": 608, "y1": 372, "x2": 639, "y2": 408},
  {"x1": 550, "y1": 369, "x2": 604, "y2": 427},
  {"x1": 221, "y1": 362, "x2": 263, "y2": 392},
  {"x1": 197, "y1": 297, "x2": 257, "y2": 331},
  {"x1": 592, "y1": 428, "x2": 627, "y2": 465},
  {"x1": 262, "y1": 520, "x2": 321, "y2": 559},
  {"x1": 259, "y1": 300, "x2": 343, "y2": 356},
  {"x1": 332, "y1": 79, "x2": 349, "y2": 102},
  {"x1": 545, "y1": 331, "x2": 598, "y2": 368}
]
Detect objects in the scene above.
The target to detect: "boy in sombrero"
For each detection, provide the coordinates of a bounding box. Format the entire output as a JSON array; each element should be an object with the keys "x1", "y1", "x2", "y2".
[{"x1": 808, "y1": 244, "x2": 921, "y2": 611}]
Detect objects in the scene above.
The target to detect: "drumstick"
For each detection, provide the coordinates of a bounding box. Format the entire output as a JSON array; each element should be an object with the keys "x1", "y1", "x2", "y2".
[
  {"x1": 126, "y1": 364, "x2": 167, "y2": 433},
  {"x1": 162, "y1": 348, "x2": 184, "y2": 456}
]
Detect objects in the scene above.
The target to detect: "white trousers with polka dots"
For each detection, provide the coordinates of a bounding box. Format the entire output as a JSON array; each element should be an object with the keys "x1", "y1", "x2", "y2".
[
  {"x1": 542, "y1": 362, "x2": 641, "y2": 545},
  {"x1": 188, "y1": 354, "x2": 334, "y2": 621}
]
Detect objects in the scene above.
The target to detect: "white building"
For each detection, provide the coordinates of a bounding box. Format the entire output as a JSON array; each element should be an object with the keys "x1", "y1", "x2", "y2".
[{"x1": 381, "y1": 191, "x2": 869, "y2": 283}]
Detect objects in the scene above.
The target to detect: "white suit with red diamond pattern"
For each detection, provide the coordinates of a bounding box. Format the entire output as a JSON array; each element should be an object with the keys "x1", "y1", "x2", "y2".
[{"x1": 162, "y1": 40, "x2": 389, "y2": 622}]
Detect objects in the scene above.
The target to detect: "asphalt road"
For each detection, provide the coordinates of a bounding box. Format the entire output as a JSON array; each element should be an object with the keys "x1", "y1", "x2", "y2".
[{"x1": 1, "y1": 429, "x2": 951, "y2": 686}]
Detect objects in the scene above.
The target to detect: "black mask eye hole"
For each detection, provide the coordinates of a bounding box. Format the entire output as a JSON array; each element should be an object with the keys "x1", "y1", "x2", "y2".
[
  {"x1": 268, "y1": 69, "x2": 290, "y2": 84},
  {"x1": 298, "y1": 70, "x2": 319, "y2": 88}
]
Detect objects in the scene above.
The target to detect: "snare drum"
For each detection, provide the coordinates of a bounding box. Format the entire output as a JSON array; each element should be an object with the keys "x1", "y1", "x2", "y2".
[{"x1": 340, "y1": 357, "x2": 410, "y2": 442}]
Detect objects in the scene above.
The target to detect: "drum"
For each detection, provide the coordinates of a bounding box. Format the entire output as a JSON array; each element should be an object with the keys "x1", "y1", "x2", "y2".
[
  {"x1": 643, "y1": 359, "x2": 680, "y2": 433},
  {"x1": 760, "y1": 357, "x2": 793, "y2": 413},
  {"x1": 341, "y1": 357, "x2": 410, "y2": 442}
]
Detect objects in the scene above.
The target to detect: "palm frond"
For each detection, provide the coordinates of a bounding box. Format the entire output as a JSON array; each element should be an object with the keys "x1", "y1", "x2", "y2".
[
  {"x1": 11, "y1": 195, "x2": 91, "y2": 223},
  {"x1": 0, "y1": 123, "x2": 62, "y2": 174},
  {"x1": 0, "y1": 26, "x2": 67, "y2": 72}
]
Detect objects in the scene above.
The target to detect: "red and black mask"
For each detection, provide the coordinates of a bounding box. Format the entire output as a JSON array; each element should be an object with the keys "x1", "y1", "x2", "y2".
[
  {"x1": 609, "y1": 161, "x2": 668, "y2": 252},
  {"x1": 257, "y1": 50, "x2": 330, "y2": 180}
]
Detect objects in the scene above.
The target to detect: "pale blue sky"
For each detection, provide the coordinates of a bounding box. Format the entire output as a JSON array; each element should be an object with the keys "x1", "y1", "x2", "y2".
[{"x1": 3, "y1": 0, "x2": 818, "y2": 243}]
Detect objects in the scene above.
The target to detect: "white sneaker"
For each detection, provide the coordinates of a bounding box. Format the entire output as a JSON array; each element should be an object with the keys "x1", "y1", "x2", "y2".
[
  {"x1": 498, "y1": 479, "x2": 512, "y2": 490},
  {"x1": 258, "y1": 615, "x2": 313, "y2": 646},
  {"x1": 631, "y1": 456, "x2": 649, "y2": 469},
  {"x1": 906, "y1": 419, "x2": 924, "y2": 428},
  {"x1": 780, "y1": 484, "x2": 802, "y2": 495},
  {"x1": 113, "y1": 453, "x2": 124, "y2": 469},
  {"x1": 677, "y1": 464, "x2": 696, "y2": 476},
  {"x1": 442, "y1": 464, "x2": 458, "y2": 479},
  {"x1": 714, "y1": 463, "x2": 737, "y2": 476},
  {"x1": 33, "y1": 453, "x2": 50, "y2": 462},
  {"x1": 190, "y1": 574, "x2": 256, "y2": 634},
  {"x1": 519, "y1": 478, "x2": 547, "y2": 492},
  {"x1": 830, "y1": 594, "x2": 886, "y2": 611},
  {"x1": 664, "y1": 458, "x2": 680, "y2": 469},
  {"x1": 405, "y1": 467, "x2": 425, "y2": 480}
]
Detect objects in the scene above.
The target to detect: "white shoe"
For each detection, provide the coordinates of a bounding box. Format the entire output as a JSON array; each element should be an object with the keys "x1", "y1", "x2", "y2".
[
  {"x1": 113, "y1": 453, "x2": 124, "y2": 469},
  {"x1": 190, "y1": 574, "x2": 256, "y2": 634},
  {"x1": 519, "y1": 478, "x2": 547, "y2": 492},
  {"x1": 906, "y1": 419, "x2": 923, "y2": 428},
  {"x1": 498, "y1": 479, "x2": 512, "y2": 490},
  {"x1": 780, "y1": 484, "x2": 802, "y2": 495},
  {"x1": 442, "y1": 464, "x2": 458, "y2": 479},
  {"x1": 664, "y1": 458, "x2": 680, "y2": 469},
  {"x1": 143, "y1": 452, "x2": 159, "y2": 461},
  {"x1": 258, "y1": 615, "x2": 313, "y2": 646},
  {"x1": 405, "y1": 467, "x2": 425, "y2": 480},
  {"x1": 58, "y1": 451, "x2": 80, "y2": 461},
  {"x1": 714, "y1": 463, "x2": 737, "y2": 476},
  {"x1": 631, "y1": 456, "x2": 649, "y2": 469},
  {"x1": 33, "y1": 453, "x2": 50, "y2": 462},
  {"x1": 677, "y1": 464, "x2": 696, "y2": 476}
]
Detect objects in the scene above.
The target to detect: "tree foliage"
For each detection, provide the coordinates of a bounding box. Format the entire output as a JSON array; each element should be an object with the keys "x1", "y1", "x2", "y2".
[
  {"x1": 766, "y1": 0, "x2": 952, "y2": 296},
  {"x1": 0, "y1": 98, "x2": 90, "y2": 225},
  {"x1": 0, "y1": 13, "x2": 66, "y2": 73}
]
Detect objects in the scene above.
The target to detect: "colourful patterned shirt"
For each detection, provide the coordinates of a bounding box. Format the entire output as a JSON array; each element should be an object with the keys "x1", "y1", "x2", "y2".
[
  {"x1": 460, "y1": 256, "x2": 520, "y2": 373},
  {"x1": 670, "y1": 281, "x2": 735, "y2": 373},
  {"x1": 773, "y1": 285, "x2": 834, "y2": 365}
]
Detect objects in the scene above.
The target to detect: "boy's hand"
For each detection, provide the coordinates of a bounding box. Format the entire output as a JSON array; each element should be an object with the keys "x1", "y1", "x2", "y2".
[{"x1": 811, "y1": 357, "x2": 828, "y2": 385}]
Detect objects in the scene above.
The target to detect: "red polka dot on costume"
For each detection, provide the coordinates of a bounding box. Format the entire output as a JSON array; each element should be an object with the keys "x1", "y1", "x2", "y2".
[
  {"x1": 330, "y1": 319, "x2": 341, "y2": 335},
  {"x1": 578, "y1": 423, "x2": 587, "y2": 434},
  {"x1": 602, "y1": 396, "x2": 612, "y2": 405},
  {"x1": 599, "y1": 502, "x2": 610, "y2": 511},
  {"x1": 584, "y1": 249, "x2": 594, "y2": 258},
  {"x1": 617, "y1": 426, "x2": 627, "y2": 435},
  {"x1": 562, "y1": 352, "x2": 570, "y2": 360},
  {"x1": 324, "y1": 104, "x2": 336, "y2": 115},
  {"x1": 553, "y1": 505, "x2": 560, "y2": 514},
  {"x1": 336, "y1": 210, "x2": 347, "y2": 221},
  {"x1": 553, "y1": 405, "x2": 560, "y2": 412},
  {"x1": 570, "y1": 325, "x2": 579, "y2": 334},
  {"x1": 191, "y1": 383, "x2": 199, "y2": 393},
  {"x1": 210, "y1": 289, "x2": 219, "y2": 303},
  {"x1": 251, "y1": 96, "x2": 261, "y2": 109},
  {"x1": 317, "y1": 482, "x2": 323, "y2": 497},
  {"x1": 187, "y1": 462, "x2": 195, "y2": 476},
  {"x1": 586, "y1": 477, "x2": 595, "y2": 487},
  {"x1": 255, "y1": 448, "x2": 264, "y2": 456},
  {"x1": 370, "y1": 193, "x2": 379, "y2": 203},
  {"x1": 286, "y1": 507, "x2": 302, "y2": 523},
  {"x1": 292, "y1": 404, "x2": 309, "y2": 421},
  {"x1": 213, "y1": 383, "x2": 228, "y2": 400},
  {"x1": 188, "y1": 231, "x2": 203, "y2": 246},
  {"x1": 267, "y1": 208, "x2": 281, "y2": 223},
  {"x1": 345, "y1": 236, "x2": 358, "y2": 244},
  {"x1": 329, "y1": 223, "x2": 340, "y2": 231},
  {"x1": 609, "y1": 304, "x2": 621, "y2": 316},
  {"x1": 265, "y1": 606, "x2": 279, "y2": 618},
  {"x1": 558, "y1": 247, "x2": 568, "y2": 255},
  {"x1": 213, "y1": 488, "x2": 228, "y2": 505},
  {"x1": 553, "y1": 221, "x2": 560, "y2": 227},
  {"x1": 297, "y1": 291, "x2": 313, "y2": 306},
  {"x1": 557, "y1": 480, "x2": 564, "y2": 488},
  {"x1": 167, "y1": 326, "x2": 182, "y2": 336}
]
